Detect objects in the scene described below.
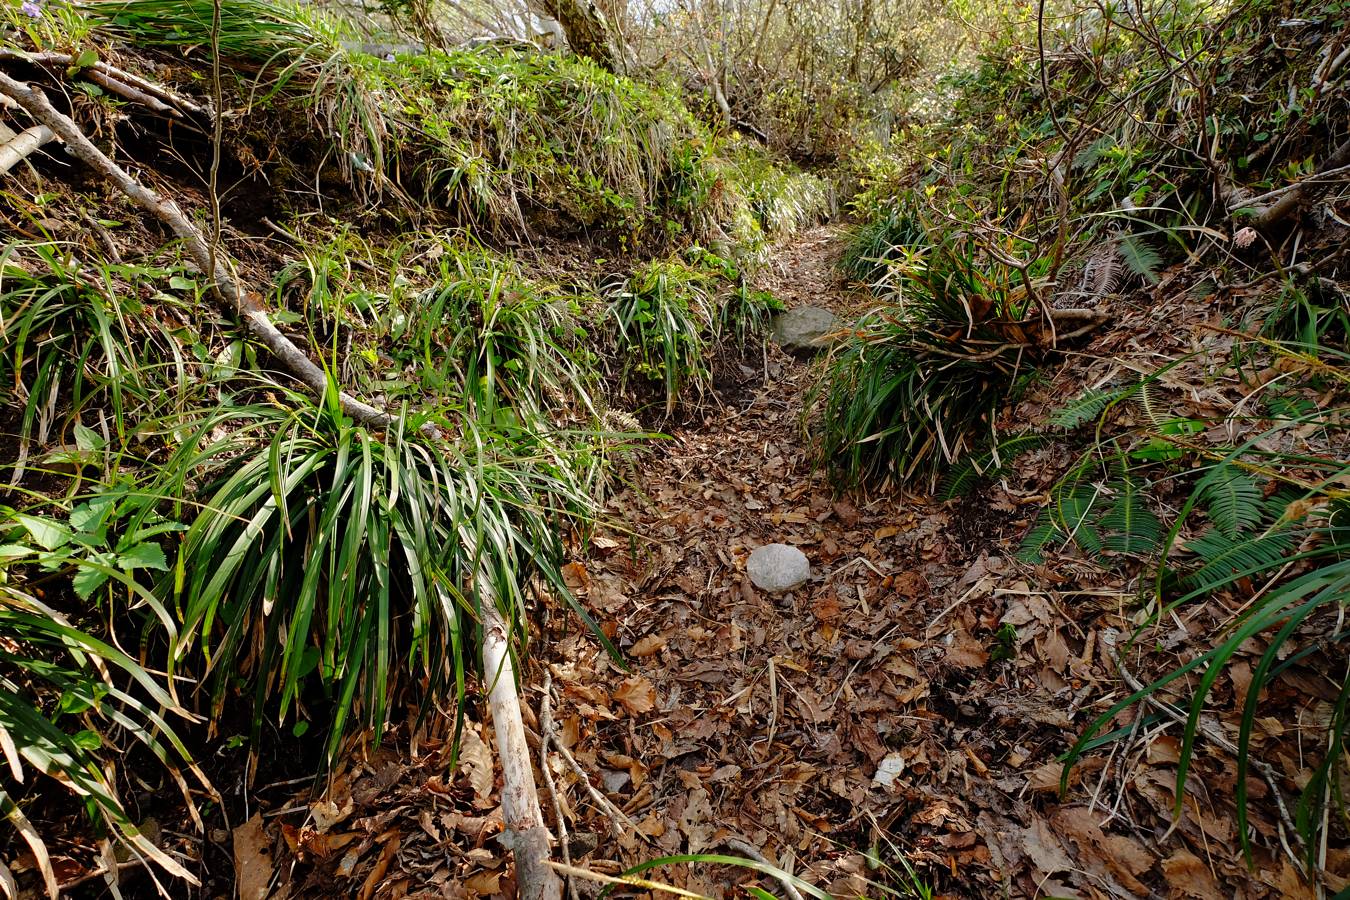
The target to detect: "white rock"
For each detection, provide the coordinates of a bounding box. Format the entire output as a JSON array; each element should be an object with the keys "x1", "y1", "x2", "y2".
[
  {"x1": 771, "y1": 306, "x2": 840, "y2": 352},
  {"x1": 746, "y1": 543, "x2": 811, "y2": 593},
  {"x1": 872, "y1": 752, "x2": 905, "y2": 788}
]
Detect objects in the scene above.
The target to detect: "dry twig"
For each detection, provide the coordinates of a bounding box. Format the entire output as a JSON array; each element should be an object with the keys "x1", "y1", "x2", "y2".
[
  {"x1": 0, "y1": 48, "x2": 208, "y2": 118},
  {"x1": 541, "y1": 669, "x2": 642, "y2": 839}
]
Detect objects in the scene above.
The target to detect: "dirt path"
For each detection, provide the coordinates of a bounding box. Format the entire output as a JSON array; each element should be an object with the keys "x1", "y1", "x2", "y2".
[
  {"x1": 545, "y1": 226, "x2": 1320, "y2": 900},
  {"x1": 550, "y1": 225, "x2": 1023, "y2": 897},
  {"x1": 251, "y1": 226, "x2": 1309, "y2": 899}
]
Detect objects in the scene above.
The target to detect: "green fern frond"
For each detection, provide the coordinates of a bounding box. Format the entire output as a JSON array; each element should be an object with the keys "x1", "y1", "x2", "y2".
[
  {"x1": 1054, "y1": 485, "x2": 1104, "y2": 555},
  {"x1": 939, "y1": 433, "x2": 1046, "y2": 499},
  {"x1": 1182, "y1": 528, "x2": 1296, "y2": 592},
  {"x1": 1119, "y1": 234, "x2": 1162, "y2": 284},
  {"x1": 1136, "y1": 380, "x2": 1166, "y2": 428},
  {"x1": 1050, "y1": 387, "x2": 1126, "y2": 430},
  {"x1": 1018, "y1": 509, "x2": 1060, "y2": 563},
  {"x1": 1196, "y1": 464, "x2": 1264, "y2": 538},
  {"x1": 1100, "y1": 478, "x2": 1162, "y2": 554}
]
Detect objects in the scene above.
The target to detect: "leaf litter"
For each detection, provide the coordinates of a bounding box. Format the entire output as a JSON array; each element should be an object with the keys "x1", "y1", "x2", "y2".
[{"x1": 234, "y1": 226, "x2": 1347, "y2": 898}]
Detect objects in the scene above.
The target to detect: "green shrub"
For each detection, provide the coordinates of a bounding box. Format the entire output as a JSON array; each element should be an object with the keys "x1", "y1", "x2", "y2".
[
  {"x1": 813, "y1": 235, "x2": 1038, "y2": 488},
  {"x1": 375, "y1": 244, "x2": 597, "y2": 418},
  {"x1": 165, "y1": 390, "x2": 607, "y2": 760},
  {"x1": 839, "y1": 207, "x2": 926, "y2": 283}
]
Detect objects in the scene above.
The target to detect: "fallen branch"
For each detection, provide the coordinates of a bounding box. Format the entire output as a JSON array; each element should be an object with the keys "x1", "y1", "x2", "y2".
[
  {"x1": 541, "y1": 667, "x2": 642, "y2": 839},
  {"x1": 539, "y1": 673, "x2": 581, "y2": 900},
  {"x1": 0, "y1": 72, "x2": 441, "y2": 439},
  {"x1": 482, "y1": 590, "x2": 563, "y2": 900},
  {"x1": 1251, "y1": 136, "x2": 1350, "y2": 232},
  {"x1": 0, "y1": 123, "x2": 54, "y2": 174},
  {"x1": 0, "y1": 48, "x2": 208, "y2": 118}
]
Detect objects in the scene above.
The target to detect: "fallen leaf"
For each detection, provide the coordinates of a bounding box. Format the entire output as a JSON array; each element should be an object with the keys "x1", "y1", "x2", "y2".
[
  {"x1": 459, "y1": 723, "x2": 496, "y2": 805},
  {"x1": 233, "y1": 813, "x2": 273, "y2": 900},
  {"x1": 613, "y1": 676, "x2": 657, "y2": 715},
  {"x1": 1055, "y1": 806, "x2": 1155, "y2": 894},
  {"x1": 561, "y1": 561, "x2": 590, "y2": 591},
  {"x1": 1162, "y1": 848, "x2": 1222, "y2": 899},
  {"x1": 872, "y1": 752, "x2": 905, "y2": 788},
  {"x1": 629, "y1": 633, "x2": 667, "y2": 657},
  {"x1": 945, "y1": 626, "x2": 989, "y2": 668}
]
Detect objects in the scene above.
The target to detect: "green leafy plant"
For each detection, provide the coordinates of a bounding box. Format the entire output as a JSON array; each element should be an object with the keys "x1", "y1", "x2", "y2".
[
  {"x1": 1052, "y1": 343, "x2": 1350, "y2": 870},
  {"x1": 88, "y1": 0, "x2": 819, "y2": 253},
  {"x1": 383, "y1": 244, "x2": 597, "y2": 418},
  {"x1": 607, "y1": 259, "x2": 718, "y2": 415},
  {"x1": 165, "y1": 388, "x2": 608, "y2": 760},
  {"x1": 0, "y1": 536, "x2": 205, "y2": 893},
  {"x1": 839, "y1": 207, "x2": 926, "y2": 283},
  {"x1": 8, "y1": 481, "x2": 181, "y2": 603},
  {"x1": 814, "y1": 235, "x2": 1040, "y2": 489}
]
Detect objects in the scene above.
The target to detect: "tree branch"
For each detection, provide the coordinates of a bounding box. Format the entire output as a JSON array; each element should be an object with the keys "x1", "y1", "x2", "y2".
[
  {"x1": 0, "y1": 123, "x2": 54, "y2": 175},
  {"x1": 1252, "y1": 136, "x2": 1350, "y2": 232},
  {"x1": 0, "y1": 72, "x2": 441, "y2": 439}
]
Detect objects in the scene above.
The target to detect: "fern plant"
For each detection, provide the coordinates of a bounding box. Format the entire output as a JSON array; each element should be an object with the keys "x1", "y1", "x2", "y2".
[{"x1": 1056, "y1": 343, "x2": 1350, "y2": 871}]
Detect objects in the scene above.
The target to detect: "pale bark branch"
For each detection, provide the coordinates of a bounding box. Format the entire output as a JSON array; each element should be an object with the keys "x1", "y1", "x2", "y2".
[
  {"x1": 482, "y1": 593, "x2": 563, "y2": 900},
  {"x1": 1251, "y1": 136, "x2": 1350, "y2": 232},
  {"x1": 0, "y1": 123, "x2": 54, "y2": 175},
  {"x1": 0, "y1": 48, "x2": 209, "y2": 118},
  {"x1": 0, "y1": 72, "x2": 442, "y2": 439}
]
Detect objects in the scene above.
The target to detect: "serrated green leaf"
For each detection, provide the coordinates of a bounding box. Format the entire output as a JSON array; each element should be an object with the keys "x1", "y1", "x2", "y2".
[
  {"x1": 117, "y1": 542, "x2": 168, "y2": 571},
  {"x1": 72, "y1": 566, "x2": 111, "y2": 600},
  {"x1": 14, "y1": 515, "x2": 71, "y2": 552}
]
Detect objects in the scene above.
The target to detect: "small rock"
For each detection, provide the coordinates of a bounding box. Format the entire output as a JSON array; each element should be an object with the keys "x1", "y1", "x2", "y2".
[
  {"x1": 746, "y1": 543, "x2": 811, "y2": 592},
  {"x1": 872, "y1": 752, "x2": 906, "y2": 788},
  {"x1": 771, "y1": 306, "x2": 840, "y2": 352}
]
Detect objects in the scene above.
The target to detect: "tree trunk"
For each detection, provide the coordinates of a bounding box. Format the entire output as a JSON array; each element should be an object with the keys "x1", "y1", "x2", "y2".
[{"x1": 528, "y1": 0, "x2": 618, "y2": 72}]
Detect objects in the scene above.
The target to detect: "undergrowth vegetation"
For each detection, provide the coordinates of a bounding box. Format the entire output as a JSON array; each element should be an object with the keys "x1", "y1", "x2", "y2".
[
  {"x1": 0, "y1": 0, "x2": 822, "y2": 881},
  {"x1": 7, "y1": 0, "x2": 1348, "y2": 891},
  {"x1": 88, "y1": 0, "x2": 827, "y2": 251},
  {"x1": 816, "y1": 232, "x2": 1046, "y2": 488},
  {"x1": 813, "y1": 0, "x2": 1350, "y2": 879}
]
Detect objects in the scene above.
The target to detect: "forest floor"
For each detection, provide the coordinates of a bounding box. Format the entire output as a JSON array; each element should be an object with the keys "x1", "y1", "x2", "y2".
[{"x1": 211, "y1": 226, "x2": 1324, "y2": 900}]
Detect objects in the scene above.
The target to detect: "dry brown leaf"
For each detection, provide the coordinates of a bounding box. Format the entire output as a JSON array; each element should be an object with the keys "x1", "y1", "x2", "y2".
[
  {"x1": 1055, "y1": 806, "x2": 1155, "y2": 894},
  {"x1": 945, "y1": 626, "x2": 989, "y2": 668},
  {"x1": 233, "y1": 813, "x2": 274, "y2": 900},
  {"x1": 629, "y1": 633, "x2": 667, "y2": 657},
  {"x1": 463, "y1": 869, "x2": 502, "y2": 894},
  {"x1": 1020, "y1": 817, "x2": 1075, "y2": 879},
  {"x1": 561, "y1": 561, "x2": 590, "y2": 591},
  {"x1": 458, "y1": 722, "x2": 496, "y2": 805},
  {"x1": 358, "y1": 831, "x2": 401, "y2": 900},
  {"x1": 614, "y1": 676, "x2": 657, "y2": 715},
  {"x1": 1161, "y1": 848, "x2": 1222, "y2": 899}
]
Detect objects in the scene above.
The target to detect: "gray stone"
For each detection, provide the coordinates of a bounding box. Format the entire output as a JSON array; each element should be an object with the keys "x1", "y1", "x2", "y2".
[
  {"x1": 747, "y1": 543, "x2": 811, "y2": 593},
  {"x1": 771, "y1": 306, "x2": 840, "y2": 352}
]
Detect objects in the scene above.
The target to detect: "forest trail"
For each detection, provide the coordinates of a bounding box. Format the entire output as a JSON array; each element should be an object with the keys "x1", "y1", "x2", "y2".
[{"x1": 547, "y1": 226, "x2": 1028, "y2": 897}]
